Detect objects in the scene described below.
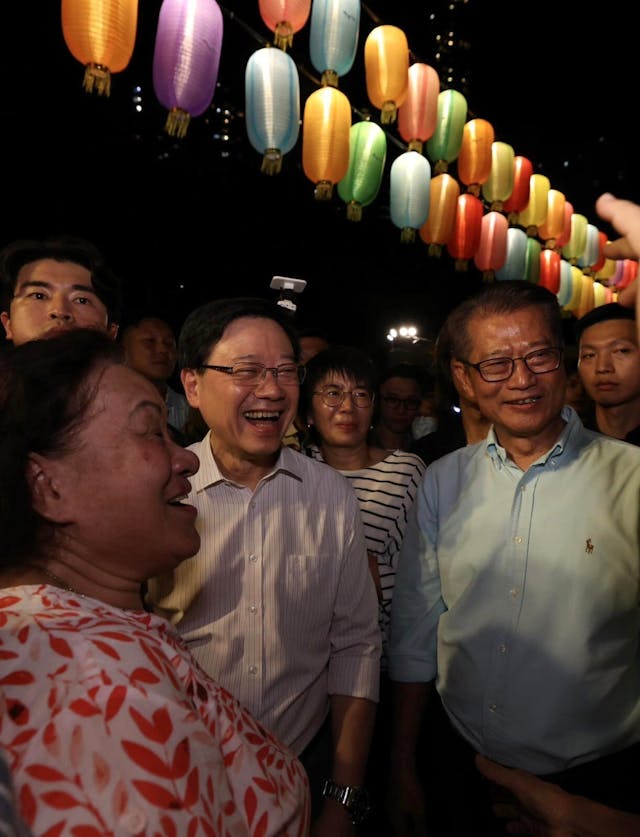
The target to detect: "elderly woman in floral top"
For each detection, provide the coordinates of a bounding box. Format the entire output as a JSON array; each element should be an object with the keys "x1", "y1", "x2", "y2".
[{"x1": 0, "y1": 329, "x2": 309, "y2": 836}]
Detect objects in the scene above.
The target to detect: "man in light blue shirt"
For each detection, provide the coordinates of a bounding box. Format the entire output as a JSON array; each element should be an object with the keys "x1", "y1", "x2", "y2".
[{"x1": 388, "y1": 280, "x2": 640, "y2": 836}]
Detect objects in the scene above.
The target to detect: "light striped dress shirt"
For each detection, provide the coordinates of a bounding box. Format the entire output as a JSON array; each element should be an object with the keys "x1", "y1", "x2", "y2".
[{"x1": 147, "y1": 435, "x2": 381, "y2": 755}]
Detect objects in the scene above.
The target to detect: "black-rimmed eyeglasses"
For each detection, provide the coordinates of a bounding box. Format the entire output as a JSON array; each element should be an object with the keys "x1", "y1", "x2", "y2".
[
  {"x1": 314, "y1": 387, "x2": 374, "y2": 408},
  {"x1": 461, "y1": 347, "x2": 563, "y2": 383},
  {"x1": 199, "y1": 362, "x2": 306, "y2": 386}
]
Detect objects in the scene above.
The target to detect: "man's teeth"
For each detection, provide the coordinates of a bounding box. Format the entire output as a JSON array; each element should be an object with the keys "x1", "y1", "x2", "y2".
[
  {"x1": 169, "y1": 494, "x2": 188, "y2": 504},
  {"x1": 244, "y1": 411, "x2": 279, "y2": 420},
  {"x1": 512, "y1": 397, "x2": 538, "y2": 404}
]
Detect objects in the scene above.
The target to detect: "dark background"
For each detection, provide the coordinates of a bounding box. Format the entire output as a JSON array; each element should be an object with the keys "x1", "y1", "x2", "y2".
[{"x1": 4, "y1": 1, "x2": 639, "y2": 361}]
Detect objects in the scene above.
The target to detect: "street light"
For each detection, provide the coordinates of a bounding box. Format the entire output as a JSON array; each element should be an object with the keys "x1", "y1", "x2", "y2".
[{"x1": 386, "y1": 324, "x2": 422, "y2": 343}]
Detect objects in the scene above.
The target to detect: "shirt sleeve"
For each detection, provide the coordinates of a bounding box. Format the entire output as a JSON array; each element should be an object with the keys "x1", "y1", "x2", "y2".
[
  {"x1": 327, "y1": 486, "x2": 382, "y2": 702},
  {"x1": 388, "y1": 466, "x2": 446, "y2": 683}
]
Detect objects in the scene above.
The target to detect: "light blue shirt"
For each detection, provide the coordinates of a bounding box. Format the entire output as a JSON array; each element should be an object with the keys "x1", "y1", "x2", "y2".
[{"x1": 389, "y1": 406, "x2": 640, "y2": 774}]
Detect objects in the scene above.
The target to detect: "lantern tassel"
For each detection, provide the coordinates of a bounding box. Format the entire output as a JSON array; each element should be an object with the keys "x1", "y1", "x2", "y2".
[
  {"x1": 314, "y1": 181, "x2": 333, "y2": 201},
  {"x1": 381, "y1": 101, "x2": 398, "y2": 124},
  {"x1": 83, "y1": 63, "x2": 111, "y2": 97},
  {"x1": 346, "y1": 201, "x2": 363, "y2": 222},
  {"x1": 400, "y1": 228, "x2": 416, "y2": 244},
  {"x1": 261, "y1": 149, "x2": 283, "y2": 176},
  {"x1": 165, "y1": 108, "x2": 191, "y2": 139},
  {"x1": 428, "y1": 243, "x2": 443, "y2": 258},
  {"x1": 274, "y1": 22, "x2": 294, "y2": 50}
]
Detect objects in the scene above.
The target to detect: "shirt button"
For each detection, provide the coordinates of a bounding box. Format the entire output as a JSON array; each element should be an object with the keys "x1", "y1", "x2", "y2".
[
  {"x1": 489, "y1": 703, "x2": 497, "y2": 712},
  {"x1": 248, "y1": 553, "x2": 257, "y2": 563},
  {"x1": 248, "y1": 665, "x2": 258, "y2": 675},
  {"x1": 510, "y1": 587, "x2": 520, "y2": 598},
  {"x1": 514, "y1": 536, "x2": 523, "y2": 544},
  {"x1": 249, "y1": 605, "x2": 257, "y2": 614},
  {"x1": 498, "y1": 644, "x2": 506, "y2": 653}
]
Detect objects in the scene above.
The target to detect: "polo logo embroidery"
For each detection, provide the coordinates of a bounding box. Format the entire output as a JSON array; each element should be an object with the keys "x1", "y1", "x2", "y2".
[{"x1": 585, "y1": 538, "x2": 594, "y2": 554}]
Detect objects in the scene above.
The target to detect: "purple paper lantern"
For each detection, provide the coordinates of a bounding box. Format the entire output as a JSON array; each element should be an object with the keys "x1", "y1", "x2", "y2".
[{"x1": 152, "y1": 0, "x2": 224, "y2": 138}]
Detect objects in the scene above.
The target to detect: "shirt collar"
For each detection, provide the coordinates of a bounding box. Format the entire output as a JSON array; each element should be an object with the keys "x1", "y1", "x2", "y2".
[
  {"x1": 486, "y1": 404, "x2": 579, "y2": 466},
  {"x1": 191, "y1": 431, "x2": 304, "y2": 492}
]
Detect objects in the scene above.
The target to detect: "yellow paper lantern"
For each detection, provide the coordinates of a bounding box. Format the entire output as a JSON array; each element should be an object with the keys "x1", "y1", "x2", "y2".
[{"x1": 61, "y1": 0, "x2": 138, "y2": 96}]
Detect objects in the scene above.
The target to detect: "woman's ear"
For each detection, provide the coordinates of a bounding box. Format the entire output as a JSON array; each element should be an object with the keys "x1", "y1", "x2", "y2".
[{"x1": 26, "y1": 453, "x2": 73, "y2": 523}]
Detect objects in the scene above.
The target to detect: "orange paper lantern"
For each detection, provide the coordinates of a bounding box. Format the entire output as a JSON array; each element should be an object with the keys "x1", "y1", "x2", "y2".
[
  {"x1": 61, "y1": 0, "x2": 138, "y2": 95},
  {"x1": 302, "y1": 86, "x2": 351, "y2": 200},
  {"x1": 364, "y1": 25, "x2": 409, "y2": 124},
  {"x1": 457, "y1": 118, "x2": 495, "y2": 196},
  {"x1": 446, "y1": 193, "x2": 483, "y2": 271},
  {"x1": 419, "y1": 173, "x2": 460, "y2": 257}
]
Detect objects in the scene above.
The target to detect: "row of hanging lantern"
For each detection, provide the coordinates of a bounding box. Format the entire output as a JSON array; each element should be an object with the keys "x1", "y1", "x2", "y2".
[{"x1": 60, "y1": 0, "x2": 637, "y2": 316}]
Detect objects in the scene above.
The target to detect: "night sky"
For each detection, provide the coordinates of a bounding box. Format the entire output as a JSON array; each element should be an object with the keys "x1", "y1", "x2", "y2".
[{"x1": 5, "y1": 0, "x2": 639, "y2": 360}]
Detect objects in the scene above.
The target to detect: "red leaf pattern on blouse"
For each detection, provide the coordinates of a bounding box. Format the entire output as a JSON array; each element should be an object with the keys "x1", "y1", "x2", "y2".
[{"x1": 1, "y1": 586, "x2": 310, "y2": 835}]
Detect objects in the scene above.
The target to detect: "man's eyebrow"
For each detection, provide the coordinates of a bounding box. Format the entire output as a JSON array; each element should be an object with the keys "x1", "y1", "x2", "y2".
[{"x1": 15, "y1": 279, "x2": 98, "y2": 295}]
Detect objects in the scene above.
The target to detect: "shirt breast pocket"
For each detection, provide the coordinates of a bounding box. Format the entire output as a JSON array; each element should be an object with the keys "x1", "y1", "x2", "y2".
[{"x1": 284, "y1": 553, "x2": 332, "y2": 633}]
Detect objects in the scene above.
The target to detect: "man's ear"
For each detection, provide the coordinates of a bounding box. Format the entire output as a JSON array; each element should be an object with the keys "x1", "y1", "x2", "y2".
[
  {"x1": 26, "y1": 453, "x2": 73, "y2": 523},
  {"x1": 108, "y1": 322, "x2": 119, "y2": 340},
  {"x1": 450, "y1": 358, "x2": 475, "y2": 401},
  {"x1": 181, "y1": 368, "x2": 201, "y2": 408},
  {"x1": 1, "y1": 311, "x2": 13, "y2": 340}
]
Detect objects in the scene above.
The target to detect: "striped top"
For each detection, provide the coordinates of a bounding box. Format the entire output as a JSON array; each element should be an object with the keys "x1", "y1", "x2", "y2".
[{"x1": 307, "y1": 447, "x2": 426, "y2": 669}]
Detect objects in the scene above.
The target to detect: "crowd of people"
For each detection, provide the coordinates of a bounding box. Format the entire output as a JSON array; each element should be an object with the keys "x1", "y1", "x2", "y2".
[{"x1": 1, "y1": 191, "x2": 640, "y2": 837}]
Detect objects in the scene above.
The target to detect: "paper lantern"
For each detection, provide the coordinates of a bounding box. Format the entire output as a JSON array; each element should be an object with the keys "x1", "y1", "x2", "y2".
[
  {"x1": 592, "y1": 281, "x2": 608, "y2": 308},
  {"x1": 309, "y1": 0, "x2": 359, "y2": 87},
  {"x1": 556, "y1": 259, "x2": 574, "y2": 308},
  {"x1": 152, "y1": 0, "x2": 223, "y2": 139},
  {"x1": 617, "y1": 259, "x2": 640, "y2": 290},
  {"x1": 539, "y1": 248, "x2": 561, "y2": 294},
  {"x1": 590, "y1": 231, "x2": 608, "y2": 275},
  {"x1": 419, "y1": 172, "x2": 460, "y2": 256},
  {"x1": 473, "y1": 210, "x2": 508, "y2": 280},
  {"x1": 364, "y1": 25, "x2": 409, "y2": 124},
  {"x1": 537, "y1": 189, "x2": 566, "y2": 249},
  {"x1": 502, "y1": 156, "x2": 533, "y2": 222},
  {"x1": 258, "y1": 0, "x2": 311, "y2": 49},
  {"x1": 517, "y1": 174, "x2": 550, "y2": 237},
  {"x1": 397, "y1": 63, "x2": 440, "y2": 153},
  {"x1": 302, "y1": 86, "x2": 351, "y2": 200},
  {"x1": 425, "y1": 89, "x2": 467, "y2": 174},
  {"x1": 564, "y1": 265, "x2": 584, "y2": 314},
  {"x1": 553, "y1": 200, "x2": 573, "y2": 250},
  {"x1": 337, "y1": 120, "x2": 387, "y2": 221},
  {"x1": 496, "y1": 227, "x2": 528, "y2": 280},
  {"x1": 389, "y1": 151, "x2": 431, "y2": 243},
  {"x1": 577, "y1": 224, "x2": 602, "y2": 272},
  {"x1": 577, "y1": 274, "x2": 595, "y2": 318},
  {"x1": 524, "y1": 237, "x2": 542, "y2": 284},
  {"x1": 446, "y1": 193, "x2": 483, "y2": 270},
  {"x1": 246, "y1": 46, "x2": 300, "y2": 175},
  {"x1": 457, "y1": 118, "x2": 494, "y2": 196},
  {"x1": 482, "y1": 141, "x2": 515, "y2": 210},
  {"x1": 61, "y1": 0, "x2": 138, "y2": 96},
  {"x1": 561, "y1": 213, "x2": 588, "y2": 264}
]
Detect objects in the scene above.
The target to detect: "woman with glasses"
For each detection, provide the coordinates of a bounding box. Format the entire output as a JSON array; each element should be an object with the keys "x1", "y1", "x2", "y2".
[{"x1": 301, "y1": 345, "x2": 426, "y2": 833}]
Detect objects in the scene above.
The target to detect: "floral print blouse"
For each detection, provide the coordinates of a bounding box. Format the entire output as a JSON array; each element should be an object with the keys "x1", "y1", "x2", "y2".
[{"x1": 0, "y1": 586, "x2": 310, "y2": 836}]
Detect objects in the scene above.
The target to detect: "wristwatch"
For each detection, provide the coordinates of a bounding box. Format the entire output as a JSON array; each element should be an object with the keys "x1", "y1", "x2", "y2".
[{"x1": 321, "y1": 779, "x2": 371, "y2": 825}]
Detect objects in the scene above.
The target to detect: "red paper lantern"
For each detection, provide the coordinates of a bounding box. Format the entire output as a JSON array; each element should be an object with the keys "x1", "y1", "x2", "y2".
[
  {"x1": 446, "y1": 193, "x2": 483, "y2": 271},
  {"x1": 473, "y1": 210, "x2": 508, "y2": 280},
  {"x1": 397, "y1": 62, "x2": 439, "y2": 153},
  {"x1": 539, "y1": 248, "x2": 561, "y2": 294},
  {"x1": 258, "y1": 0, "x2": 311, "y2": 49},
  {"x1": 502, "y1": 156, "x2": 533, "y2": 222}
]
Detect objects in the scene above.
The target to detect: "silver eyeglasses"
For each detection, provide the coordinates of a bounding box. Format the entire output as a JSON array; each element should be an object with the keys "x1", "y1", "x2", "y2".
[
  {"x1": 199, "y1": 362, "x2": 306, "y2": 386},
  {"x1": 314, "y1": 387, "x2": 374, "y2": 408},
  {"x1": 462, "y1": 347, "x2": 563, "y2": 383}
]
